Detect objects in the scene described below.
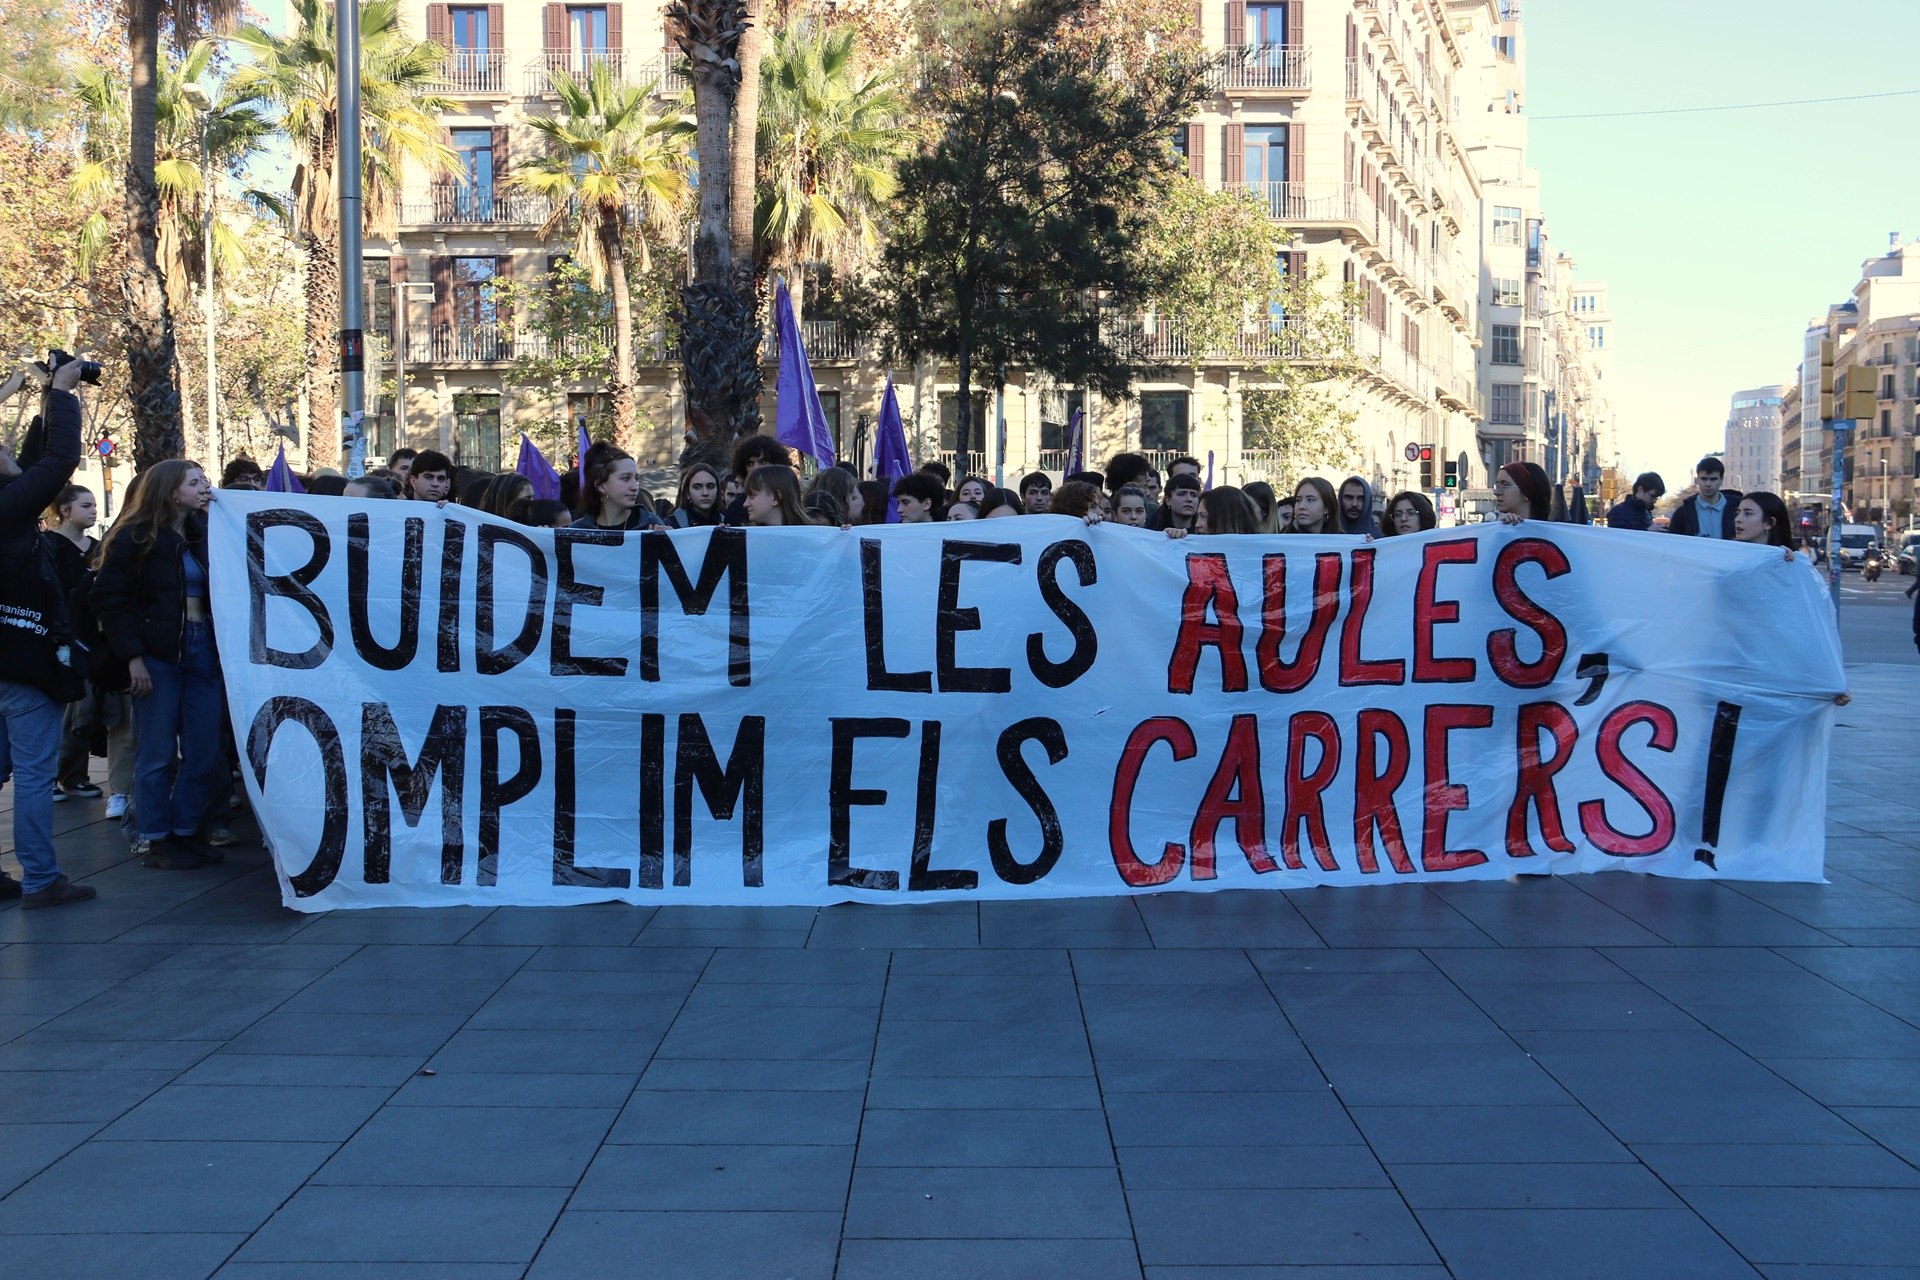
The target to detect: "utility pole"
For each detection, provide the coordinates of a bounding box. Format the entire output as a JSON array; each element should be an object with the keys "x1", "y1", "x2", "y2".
[
  {"x1": 336, "y1": 0, "x2": 366, "y2": 476},
  {"x1": 181, "y1": 84, "x2": 220, "y2": 471}
]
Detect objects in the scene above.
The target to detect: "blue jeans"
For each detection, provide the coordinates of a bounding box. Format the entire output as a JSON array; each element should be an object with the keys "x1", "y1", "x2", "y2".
[
  {"x1": 0, "y1": 678, "x2": 64, "y2": 890},
  {"x1": 132, "y1": 621, "x2": 225, "y2": 842}
]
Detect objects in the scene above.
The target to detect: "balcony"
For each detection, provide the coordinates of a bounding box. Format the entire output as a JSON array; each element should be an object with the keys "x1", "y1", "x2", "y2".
[
  {"x1": 405, "y1": 184, "x2": 550, "y2": 227},
  {"x1": 524, "y1": 48, "x2": 627, "y2": 95},
  {"x1": 1218, "y1": 44, "x2": 1310, "y2": 93},
  {"x1": 436, "y1": 47, "x2": 508, "y2": 95},
  {"x1": 405, "y1": 324, "x2": 514, "y2": 365},
  {"x1": 636, "y1": 53, "x2": 688, "y2": 95},
  {"x1": 1223, "y1": 181, "x2": 1371, "y2": 230},
  {"x1": 762, "y1": 319, "x2": 865, "y2": 363}
]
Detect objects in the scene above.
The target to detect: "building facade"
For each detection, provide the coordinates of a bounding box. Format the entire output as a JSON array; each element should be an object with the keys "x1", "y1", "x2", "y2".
[
  {"x1": 367, "y1": 0, "x2": 1617, "y2": 509},
  {"x1": 1722, "y1": 385, "x2": 1785, "y2": 496}
]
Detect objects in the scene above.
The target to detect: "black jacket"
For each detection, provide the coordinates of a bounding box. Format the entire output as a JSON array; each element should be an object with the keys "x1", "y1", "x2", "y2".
[
  {"x1": 0, "y1": 391, "x2": 81, "y2": 692},
  {"x1": 0, "y1": 390, "x2": 81, "y2": 543},
  {"x1": 1605, "y1": 496, "x2": 1653, "y2": 531},
  {"x1": 1665, "y1": 490, "x2": 1742, "y2": 538},
  {"x1": 90, "y1": 515, "x2": 211, "y2": 665}
]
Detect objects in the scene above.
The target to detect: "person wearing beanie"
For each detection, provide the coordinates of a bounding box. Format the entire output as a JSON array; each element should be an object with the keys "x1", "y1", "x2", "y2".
[{"x1": 1494, "y1": 461, "x2": 1553, "y2": 524}]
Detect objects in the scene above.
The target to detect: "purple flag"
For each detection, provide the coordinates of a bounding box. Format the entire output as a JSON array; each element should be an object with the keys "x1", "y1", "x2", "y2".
[
  {"x1": 515, "y1": 433, "x2": 561, "y2": 500},
  {"x1": 265, "y1": 444, "x2": 305, "y2": 494},
  {"x1": 773, "y1": 277, "x2": 834, "y2": 469},
  {"x1": 874, "y1": 377, "x2": 912, "y2": 524},
  {"x1": 576, "y1": 421, "x2": 591, "y2": 488},
  {"x1": 1063, "y1": 409, "x2": 1084, "y2": 477},
  {"x1": 1205, "y1": 450, "x2": 1214, "y2": 491}
]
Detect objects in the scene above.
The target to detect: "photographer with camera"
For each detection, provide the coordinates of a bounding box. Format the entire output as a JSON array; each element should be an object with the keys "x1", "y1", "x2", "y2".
[{"x1": 0, "y1": 352, "x2": 98, "y2": 908}]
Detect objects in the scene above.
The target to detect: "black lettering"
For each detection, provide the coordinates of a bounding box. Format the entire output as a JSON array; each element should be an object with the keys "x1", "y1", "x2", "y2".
[
  {"x1": 360, "y1": 701, "x2": 465, "y2": 885},
  {"x1": 552, "y1": 528, "x2": 627, "y2": 678},
  {"x1": 639, "y1": 712, "x2": 666, "y2": 890},
  {"x1": 475, "y1": 526, "x2": 548, "y2": 676},
  {"x1": 478, "y1": 706, "x2": 541, "y2": 886},
  {"x1": 937, "y1": 539, "x2": 1020, "y2": 693},
  {"x1": 245, "y1": 696, "x2": 348, "y2": 898},
  {"x1": 673, "y1": 714, "x2": 767, "y2": 888},
  {"x1": 1028, "y1": 540, "x2": 1098, "y2": 688},
  {"x1": 346, "y1": 513, "x2": 423, "y2": 671},
  {"x1": 860, "y1": 538, "x2": 932, "y2": 693},
  {"x1": 246, "y1": 510, "x2": 333, "y2": 670},
  {"x1": 907, "y1": 720, "x2": 976, "y2": 891},
  {"x1": 642, "y1": 527, "x2": 751, "y2": 686},
  {"x1": 554, "y1": 708, "x2": 629, "y2": 887},
  {"x1": 828, "y1": 717, "x2": 905, "y2": 890},
  {"x1": 437, "y1": 519, "x2": 465, "y2": 673},
  {"x1": 989, "y1": 717, "x2": 1068, "y2": 885}
]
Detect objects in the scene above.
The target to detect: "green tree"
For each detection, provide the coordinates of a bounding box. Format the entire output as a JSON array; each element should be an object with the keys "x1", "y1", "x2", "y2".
[
  {"x1": 508, "y1": 63, "x2": 691, "y2": 449},
  {"x1": 230, "y1": 0, "x2": 453, "y2": 469},
  {"x1": 1239, "y1": 262, "x2": 1366, "y2": 479},
  {"x1": 869, "y1": 0, "x2": 1208, "y2": 460},
  {"x1": 1133, "y1": 180, "x2": 1287, "y2": 370},
  {"x1": 755, "y1": 22, "x2": 911, "y2": 321}
]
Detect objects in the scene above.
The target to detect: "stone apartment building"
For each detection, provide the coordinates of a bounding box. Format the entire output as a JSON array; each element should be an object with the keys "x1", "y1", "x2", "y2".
[
  {"x1": 365, "y1": 0, "x2": 1609, "y2": 505},
  {"x1": 1722, "y1": 385, "x2": 1785, "y2": 496}
]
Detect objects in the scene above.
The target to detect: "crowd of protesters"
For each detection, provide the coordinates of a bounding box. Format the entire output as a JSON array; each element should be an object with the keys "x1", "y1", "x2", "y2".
[{"x1": 0, "y1": 384, "x2": 1872, "y2": 911}]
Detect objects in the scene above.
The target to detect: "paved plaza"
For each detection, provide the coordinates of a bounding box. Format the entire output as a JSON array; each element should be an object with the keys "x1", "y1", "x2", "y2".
[{"x1": 2, "y1": 584, "x2": 1917, "y2": 1278}]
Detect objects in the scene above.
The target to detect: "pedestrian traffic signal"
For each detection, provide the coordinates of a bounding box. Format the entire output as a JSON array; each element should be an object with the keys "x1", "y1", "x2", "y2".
[
  {"x1": 1419, "y1": 443, "x2": 1436, "y2": 488},
  {"x1": 1442, "y1": 459, "x2": 1459, "y2": 489}
]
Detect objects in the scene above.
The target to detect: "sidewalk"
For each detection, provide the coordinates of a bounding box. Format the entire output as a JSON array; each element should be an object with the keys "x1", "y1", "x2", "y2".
[{"x1": 1, "y1": 664, "x2": 1917, "y2": 1278}]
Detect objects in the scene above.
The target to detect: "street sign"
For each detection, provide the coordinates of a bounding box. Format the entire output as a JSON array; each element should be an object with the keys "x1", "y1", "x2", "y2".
[
  {"x1": 96, "y1": 438, "x2": 113, "y2": 457},
  {"x1": 1404, "y1": 442, "x2": 1421, "y2": 462}
]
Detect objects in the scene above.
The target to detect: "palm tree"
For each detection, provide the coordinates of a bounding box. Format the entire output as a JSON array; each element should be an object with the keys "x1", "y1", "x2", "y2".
[
  {"x1": 755, "y1": 24, "x2": 911, "y2": 322},
  {"x1": 230, "y1": 0, "x2": 453, "y2": 468},
  {"x1": 124, "y1": 0, "x2": 243, "y2": 469},
  {"x1": 509, "y1": 64, "x2": 691, "y2": 448}
]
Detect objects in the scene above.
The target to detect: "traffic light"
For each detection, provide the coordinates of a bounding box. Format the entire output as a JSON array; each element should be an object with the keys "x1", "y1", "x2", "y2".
[
  {"x1": 1442, "y1": 458, "x2": 1459, "y2": 489},
  {"x1": 1419, "y1": 443, "x2": 1435, "y2": 488},
  {"x1": 1819, "y1": 339, "x2": 1836, "y2": 421},
  {"x1": 1838, "y1": 368, "x2": 1876, "y2": 424}
]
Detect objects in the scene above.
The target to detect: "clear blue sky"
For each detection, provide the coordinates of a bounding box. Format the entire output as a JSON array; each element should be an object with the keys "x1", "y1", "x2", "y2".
[{"x1": 1523, "y1": 0, "x2": 1920, "y2": 487}]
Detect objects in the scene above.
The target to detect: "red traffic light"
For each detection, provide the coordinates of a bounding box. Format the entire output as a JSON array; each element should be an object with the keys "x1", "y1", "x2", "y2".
[{"x1": 1418, "y1": 445, "x2": 1433, "y2": 461}]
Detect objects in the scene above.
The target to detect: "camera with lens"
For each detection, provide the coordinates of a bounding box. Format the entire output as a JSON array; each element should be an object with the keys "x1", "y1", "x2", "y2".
[{"x1": 44, "y1": 349, "x2": 103, "y2": 386}]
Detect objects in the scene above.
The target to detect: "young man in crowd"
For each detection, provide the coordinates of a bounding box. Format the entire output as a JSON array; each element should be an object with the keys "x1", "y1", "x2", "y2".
[
  {"x1": 894, "y1": 472, "x2": 945, "y2": 523},
  {"x1": 344, "y1": 474, "x2": 398, "y2": 500},
  {"x1": 406, "y1": 450, "x2": 454, "y2": 503},
  {"x1": 918, "y1": 460, "x2": 952, "y2": 491},
  {"x1": 387, "y1": 448, "x2": 417, "y2": 490},
  {"x1": 1167, "y1": 456, "x2": 1202, "y2": 482},
  {"x1": 1150, "y1": 473, "x2": 1202, "y2": 531},
  {"x1": 1019, "y1": 471, "x2": 1052, "y2": 514},
  {"x1": 1606, "y1": 472, "x2": 1665, "y2": 530},
  {"x1": 1338, "y1": 475, "x2": 1381, "y2": 538},
  {"x1": 1665, "y1": 456, "x2": 1739, "y2": 538}
]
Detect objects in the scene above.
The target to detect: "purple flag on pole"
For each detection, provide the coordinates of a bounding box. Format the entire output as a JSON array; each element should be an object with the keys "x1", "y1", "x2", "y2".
[
  {"x1": 576, "y1": 421, "x2": 591, "y2": 489},
  {"x1": 773, "y1": 277, "x2": 835, "y2": 469},
  {"x1": 515, "y1": 433, "x2": 561, "y2": 500},
  {"x1": 1205, "y1": 450, "x2": 1214, "y2": 491},
  {"x1": 874, "y1": 377, "x2": 913, "y2": 524},
  {"x1": 1063, "y1": 409, "x2": 1084, "y2": 477},
  {"x1": 265, "y1": 444, "x2": 305, "y2": 494}
]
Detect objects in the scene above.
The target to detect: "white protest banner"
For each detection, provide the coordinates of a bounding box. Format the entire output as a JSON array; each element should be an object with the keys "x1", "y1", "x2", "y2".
[{"x1": 207, "y1": 494, "x2": 1843, "y2": 911}]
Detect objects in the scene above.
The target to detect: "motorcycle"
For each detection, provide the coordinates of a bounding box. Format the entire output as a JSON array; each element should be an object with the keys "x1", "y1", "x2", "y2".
[{"x1": 1863, "y1": 550, "x2": 1884, "y2": 583}]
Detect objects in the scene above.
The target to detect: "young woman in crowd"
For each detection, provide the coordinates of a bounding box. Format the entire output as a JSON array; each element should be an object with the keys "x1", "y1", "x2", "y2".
[
  {"x1": 572, "y1": 448, "x2": 666, "y2": 530},
  {"x1": 1382, "y1": 491, "x2": 1438, "y2": 537},
  {"x1": 980, "y1": 487, "x2": 1023, "y2": 519},
  {"x1": 1113, "y1": 485, "x2": 1151, "y2": 527},
  {"x1": 514, "y1": 498, "x2": 574, "y2": 528},
  {"x1": 1493, "y1": 462, "x2": 1554, "y2": 524},
  {"x1": 744, "y1": 465, "x2": 813, "y2": 527},
  {"x1": 806, "y1": 467, "x2": 857, "y2": 525},
  {"x1": 673, "y1": 463, "x2": 724, "y2": 527},
  {"x1": 1287, "y1": 477, "x2": 1339, "y2": 534},
  {"x1": 42, "y1": 486, "x2": 103, "y2": 803},
  {"x1": 956, "y1": 475, "x2": 990, "y2": 509},
  {"x1": 852, "y1": 479, "x2": 889, "y2": 525},
  {"x1": 90, "y1": 460, "x2": 224, "y2": 870},
  {"x1": 1732, "y1": 491, "x2": 1803, "y2": 562},
  {"x1": 1048, "y1": 480, "x2": 1104, "y2": 523},
  {"x1": 1167, "y1": 487, "x2": 1260, "y2": 538},
  {"x1": 478, "y1": 473, "x2": 533, "y2": 518},
  {"x1": 946, "y1": 501, "x2": 979, "y2": 521},
  {"x1": 1243, "y1": 481, "x2": 1284, "y2": 533}
]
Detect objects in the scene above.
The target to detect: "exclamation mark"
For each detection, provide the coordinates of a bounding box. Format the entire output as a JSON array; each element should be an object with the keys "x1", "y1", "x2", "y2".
[{"x1": 1693, "y1": 701, "x2": 1742, "y2": 868}]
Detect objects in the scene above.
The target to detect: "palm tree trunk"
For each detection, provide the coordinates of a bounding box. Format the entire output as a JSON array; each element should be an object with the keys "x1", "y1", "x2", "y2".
[
  {"x1": 689, "y1": 62, "x2": 738, "y2": 284},
  {"x1": 123, "y1": 0, "x2": 185, "y2": 470},
  {"x1": 601, "y1": 213, "x2": 638, "y2": 450},
  {"x1": 303, "y1": 228, "x2": 340, "y2": 467},
  {"x1": 728, "y1": 0, "x2": 761, "y2": 288}
]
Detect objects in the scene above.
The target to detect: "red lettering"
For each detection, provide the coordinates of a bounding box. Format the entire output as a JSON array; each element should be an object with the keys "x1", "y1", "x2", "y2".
[
  {"x1": 1167, "y1": 554, "x2": 1247, "y2": 694},
  {"x1": 1353, "y1": 709, "x2": 1414, "y2": 874},
  {"x1": 1109, "y1": 717, "x2": 1196, "y2": 886},
  {"x1": 1282, "y1": 711, "x2": 1341, "y2": 872},
  {"x1": 1338, "y1": 548, "x2": 1407, "y2": 687},
  {"x1": 1506, "y1": 702, "x2": 1578, "y2": 860},
  {"x1": 1422, "y1": 704, "x2": 1494, "y2": 872},
  {"x1": 1578, "y1": 702, "x2": 1678, "y2": 857},
  {"x1": 1488, "y1": 539, "x2": 1571, "y2": 688},
  {"x1": 1256, "y1": 552, "x2": 1342, "y2": 694},
  {"x1": 1189, "y1": 714, "x2": 1277, "y2": 879},
  {"x1": 1413, "y1": 538, "x2": 1478, "y2": 682}
]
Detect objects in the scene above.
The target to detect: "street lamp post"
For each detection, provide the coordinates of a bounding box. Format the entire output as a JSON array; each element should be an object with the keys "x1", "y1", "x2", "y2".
[{"x1": 181, "y1": 83, "x2": 219, "y2": 471}]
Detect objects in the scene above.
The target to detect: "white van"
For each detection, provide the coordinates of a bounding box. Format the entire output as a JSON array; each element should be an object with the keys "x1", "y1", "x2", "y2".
[{"x1": 1836, "y1": 523, "x2": 1880, "y2": 569}]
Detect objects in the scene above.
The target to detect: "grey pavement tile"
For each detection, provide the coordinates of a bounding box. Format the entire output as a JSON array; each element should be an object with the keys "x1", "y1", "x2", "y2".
[
  {"x1": 1513, "y1": 1028, "x2": 1791, "y2": 1088},
  {"x1": 857, "y1": 1107, "x2": 1116, "y2": 1167},
  {"x1": 0, "y1": 977, "x2": 119, "y2": 1018},
  {"x1": 175, "y1": 1053, "x2": 426, "y2": 1088},
  {"x1": 1835, "y1": 1107, "x2": 1920, "y2": 1163},
  {"x1": 1824, "y1": 928, "x2": 1920, "y2": 946},
  {"x1": 275, "y1": 976, "x2": 505, "y2": 1017},
  {"x1": 520, "y1": 944, "x2": 712, "y2": 971},
  {"x1": 455, "y1": 905, "x2": 654, "y2": 947},
  {"x1": 0, "y1": 1035, "x2": 216, "y2": 1072},
  {"x1": 217, "y1": 1266, "x2": 527, "y2": 1279},
  {"x1": 0, "y1": 1140, "x2": 333, "y2": 1235},
  {"x1": 838, "y1": 1239, "x2": 1143, "y2": 1280},
  {"x1": 1450, "y1": 980, "x2": 1698, "y2": 1031},
  {"x1": 426, "y1": 1027, "x2": 663, "y2": 1074},
  {"x1": 844, "y1": 1165, "x2": 1130, "y2": 1238},
  {"x1": 326, "y1": 944, "x2": 534, "y2": 983},
  {"x1": 873, "y1": 1015, "x2": 1092, "y2": 1077},
  {"x1": 1424, "y1": 946, "x2": 1642, "y2": 984},
  {"x1": 1687, "y1": 1002, "x2": 1920, "y2": 1058},
  {"x1": 100, "y1": 1084, "x2": 391, "y2": 1142},
  {"x1": 1135, "y1": 891, "x2": 1325, "y2": 948},
  {"x1": 633, "y1": 925, "x2": 812, "y2": 948},
  {"x1": 142, "y1": 942, "x2": 361, "y2": 972},
  {"x1": 1756, "y1": 1267, "x2": 1920, "y2": 1280},
  {"x1": 282, "y1": 912, "x2": 488, "y2": 945},
  {"x1": 700, "y1": 946, "x2": 890, "y2": 983},
  {"x1": 1682, "y1": 1187, "x2": 1920, "y2": 1266},
  {"x1": 0, "y1": 1123, "x2": 96, "y2": 1198},
  {"x1": 1349, "y1": 1104, "x2": 1634, "y2": 1164},
  {"x1": 1261, "y1": 970, "x2": 1464, "y2": 1000},
  {"x1": 237, "y1": 1185, "x2": 568, "y2": 1263},
  {"x1": 1761, "y1": 1057, "x2": 1920, "y2": 1107},
  {"x1": 0, "y1": 941, "x2": 181, "y2": 980},
  {"x1": 649, "y1": 906, "x2": 822, "y2": 931},
  {"x1": 525, "y1": 1210, "x2": 839, "y2": 1280},
  {"x1": 806, "y1": 903, "x2": 982, "y2": 949},
  {"x1": 0, "y1": 1068, "x2": 175, "y2": 1124},
  {"x1": 1313, "y1": 1042, "x2": 1572, "y2": 1106},
  {"x1": 978, "y1": 899, "x2": 1151, "y2": 948},
  {"x1": 316, "y1": 1104, "x2": 614, "y2": 1186},
  {"x1": 1560, "y1": 1084, "x2": 1870, "y2": 1145},
  {"x1": 1416, "y1": 1207, "x2": 1760, "y2": 1280},
  {"x1": 1424, "y1": 882, "x2": 1669, "y2": 947},
  {"x1": 1629, "y1": 967, "x2": 1861, "y2": 1008},
  {"x1": 1070, "y1": 948, "x2": 1260, "y2": 985},
  {"x1": 113, "y1": 919, "x2": 323, "y2": 947},
  {"x1": 389, "y1": 1070, "x2": 638, "y2": 1109},
  {"x1": 497, "y1": 966, "x2": 699, "y2": 997},
  {"x1": 656, "y1": 1001, "x2": 879, "y2": 1061},
  {"x1": 880, "y1": 974, "x2": 1079, "y2": 1020},
  {"x1": 34, "y1": 985, "x2": 294, "y2": 1042},
  {"x1": 1131, "y1": 1188, "x2": 1436, "y2": 1267},
  {"x1": 682, "y1": 979, "x2": 879, "y2": 1010},
  {"x1": 1106, "y1": 1090, "x2": 1362, "y2": 1147},
  {"x1": 225, "y1": 1013, "x2": 467, "y2": 1059},
  {"x1": 571, "y1": 1143, "x2": 854, "y2": 1211},
  {"x1": 1389, "y1": 1161, "x2": 1683, "y2": 1208},
  {"x1": 1600, "y1": 946, "x2": 1808, "y2": 975},
  {"x1": 1144, "y1": 1269, "x2": 1449, "y2": 1280},
  {"x1": 1079, "y1": 984, "x2": 1308, "y2": 1063},
  {"x1": 636, "y1": 1057, "x2": 870, "y2": 1092},
  {"x1": 1249, "y1": 948, "x2": 1438, "y2": 974},
  {"x1": 609, "y1": 1088, "x2": 865, "y2": 1145},
  {"x1": 465, "y1": 989, "x2": 687, "y2": 1032},
  {"x1": 1094, "y1": 1057, "x2": 1330, "y2": 1093},
  {"x1": 1633, "y1": 1142, "x2": 1920, "y2": 1188},
  {"x1": 888, "y1": 947, "x2": 1073, "y2": 977},
  {"x1": 0, "y1": 907, "x2": 167, "y2": 944},
  {"x1": 865, "y1": 1075, "x2": 1102, "y2": 1110},
  {"x1": 3, "y1": 1231, "x2": 246, "y2": 1279},
  {"x1": 1116, "y1": 1144, "x2": 1391, "y2": 1190}
]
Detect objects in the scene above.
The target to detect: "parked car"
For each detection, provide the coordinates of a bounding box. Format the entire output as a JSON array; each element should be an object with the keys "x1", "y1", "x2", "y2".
[{"x1": 1896, "y1": 531, "x2": 1920, "y2": 576}]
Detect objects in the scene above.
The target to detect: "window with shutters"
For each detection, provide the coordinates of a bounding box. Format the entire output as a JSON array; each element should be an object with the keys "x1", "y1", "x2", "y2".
[
  {"x1": 367, "y1": 394, "x2": 396, "y2": 461},
  {"x1": 1244, "y1": 125, "x2": 1287, "y2": 189},
  {"x1": 1491, "y1": 324, "x2": 1520, "y2": 365},
  {"x1": 445, "y1": 128, "x2": 494, "y2": 220},
  {"x1": 454, "y1": 391, "x2": 502, "y2": 467},
  {"x1": 1490, "y1": 383, "x2": 1522, "y2": 424},
  {"x1": 452, "y1": 257, "x2": 498, "y2": 332},
  {"x1": 365, "y1": 258, "x2": 391, "y2": 339},
  {"x1": 1139, "y1": 392, "x2": 1189, "y2": 452},
  {"x1": 568, "y1": 6, "x2": 609, "y2": 62},
  {"x1": 938, "y1": 394, "x2": 989, "y2": 451},
  {"x1": 568, "y1": 392, "x2": 613, "y2": 435},
  {"x1": 1492, "y1": 205, "x2": 1521, "y2": 246},
  {"x1": 448, "y1": 7, "x2": 495, "y2": 90}
]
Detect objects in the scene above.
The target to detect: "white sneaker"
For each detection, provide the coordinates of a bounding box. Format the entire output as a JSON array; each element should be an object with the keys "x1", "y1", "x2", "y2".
[{"x1": 105, "y1": 794, "x2": 128, "y2": 819}]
